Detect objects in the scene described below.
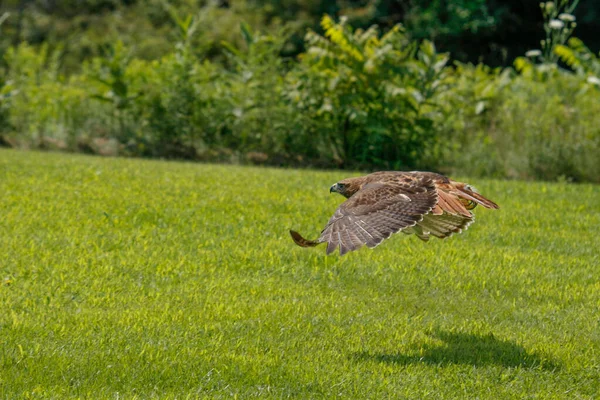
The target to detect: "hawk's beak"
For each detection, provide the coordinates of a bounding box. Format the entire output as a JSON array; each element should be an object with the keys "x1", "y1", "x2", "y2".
[{"x1": 329, "y1": 184, "x2": 337, "y2": 194}]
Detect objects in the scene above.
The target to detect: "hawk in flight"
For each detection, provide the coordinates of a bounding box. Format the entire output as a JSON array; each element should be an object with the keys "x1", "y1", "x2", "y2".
[{"x1": 290, "y1": 171, "x2": 499, "y2": 255}]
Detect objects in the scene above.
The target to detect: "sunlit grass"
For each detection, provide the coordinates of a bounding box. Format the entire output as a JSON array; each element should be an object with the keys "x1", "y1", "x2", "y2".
[{"x1": 1, "y1": 149, "x2": 599, "y2": 399}]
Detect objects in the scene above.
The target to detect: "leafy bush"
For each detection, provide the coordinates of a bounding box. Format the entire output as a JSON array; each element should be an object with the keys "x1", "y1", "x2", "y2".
[
  {"x1": 1, "y1": 43, "x2": 95, "y2": 150},
  {"x1": 444, "y1": 67, "x2": 600, "y2": 182},
  {"x1": 208, "y1": 23, "x2": 296, "y2": 162},
  {"x1": 287, "y1": 15, "x2": 450, "y2": 169},
  {"x1": 555, "y1": 37, "x2": 600, "y2": 80}
]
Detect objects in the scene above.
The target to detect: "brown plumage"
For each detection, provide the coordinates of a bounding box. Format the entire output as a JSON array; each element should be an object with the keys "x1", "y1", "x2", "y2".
[{"x1": 290, "y1": 171, "x2": 499, "y2": 256}]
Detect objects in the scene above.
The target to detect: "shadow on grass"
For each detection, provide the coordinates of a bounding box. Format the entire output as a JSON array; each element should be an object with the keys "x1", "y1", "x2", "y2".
[{"x1": 354, "y1": 330, "x2": 559, "y2": 370}]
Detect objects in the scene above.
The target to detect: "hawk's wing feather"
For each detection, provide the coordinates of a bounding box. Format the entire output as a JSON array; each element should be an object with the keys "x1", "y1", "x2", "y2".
[
  {"x1": 436, "y1": 189, "x2": 471, "y2": 217},
  {"x1": 410, "y1": 212, "x2": 474, "y2": 241},
  {"x1": 435, "y1": 181, "x2": 499, "y2": 212},
  {"x1": 401, "y1": 179, "x2": 496, "y2": 242},
  {"x1": 454, "y1": 184, "x2": 499, "y2": 209},
  {"x1": 318, "y1": 176, "x2": 438, "y2": 255}
]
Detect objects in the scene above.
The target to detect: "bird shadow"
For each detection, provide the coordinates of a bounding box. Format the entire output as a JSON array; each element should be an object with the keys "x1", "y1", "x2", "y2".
[{"x1": 353, "y1": 329, "x2": 559, "y2": 370}]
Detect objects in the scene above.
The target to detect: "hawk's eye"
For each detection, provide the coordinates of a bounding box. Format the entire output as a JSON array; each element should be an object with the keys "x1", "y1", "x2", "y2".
[{"x1": 337, "y1": 183, "x2": 345, "y2": 189}]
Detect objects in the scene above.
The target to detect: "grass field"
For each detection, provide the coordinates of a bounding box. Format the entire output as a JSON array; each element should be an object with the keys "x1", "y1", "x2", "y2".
[{"x1": 1, "y1": 149, "x2": 599, "y2": 399}]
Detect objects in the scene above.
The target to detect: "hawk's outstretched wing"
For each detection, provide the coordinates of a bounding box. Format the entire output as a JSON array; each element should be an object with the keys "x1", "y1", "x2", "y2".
[{"x1": 291, "y1": 174, "x2": 438, "y2": 255}]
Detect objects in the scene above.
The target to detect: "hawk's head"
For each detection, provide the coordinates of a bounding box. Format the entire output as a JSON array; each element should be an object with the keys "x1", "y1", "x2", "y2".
[{"x1": 330, "y1": 178, "x2": 363, "y2": 198}]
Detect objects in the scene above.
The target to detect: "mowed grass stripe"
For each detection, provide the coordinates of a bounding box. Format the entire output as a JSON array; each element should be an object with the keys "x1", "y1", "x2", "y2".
[{"x1": 1, "y1": 149, "x2": 599, "y2": 399}]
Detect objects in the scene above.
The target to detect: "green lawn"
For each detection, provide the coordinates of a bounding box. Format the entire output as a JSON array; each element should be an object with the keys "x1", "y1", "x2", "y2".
[{"x1": 1, "y1": 149, "x2": 599, "y2": 399}]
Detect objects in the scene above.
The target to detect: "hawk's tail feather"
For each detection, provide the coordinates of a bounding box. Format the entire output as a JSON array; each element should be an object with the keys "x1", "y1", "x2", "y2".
[
  {"x1": 450, "y1": 182, "x2": 499, "y2": 210},
  {"x1": 289, "y1": 230, "x2": 321, "y2": 248},
  {"x1": 457, "y1": 187, "x2": 499, "y2": 209}
]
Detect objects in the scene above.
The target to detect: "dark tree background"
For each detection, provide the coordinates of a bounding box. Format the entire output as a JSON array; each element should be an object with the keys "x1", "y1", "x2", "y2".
[{"x1": 0, "y1": 0, "x2": 597, "y2": 70}]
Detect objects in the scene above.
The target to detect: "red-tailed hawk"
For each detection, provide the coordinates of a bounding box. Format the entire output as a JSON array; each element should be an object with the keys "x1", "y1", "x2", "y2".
[{"x1": 290, "y1": 171, "x2": 499, "y2": 255}]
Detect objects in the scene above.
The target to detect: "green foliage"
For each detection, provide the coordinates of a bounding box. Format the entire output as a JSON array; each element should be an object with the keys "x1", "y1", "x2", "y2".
[
  {"x1": 213, "y1": 24, "x2": 295, "y2": 159},
  {"x1": 1, "y1": 43, "x2": 93, "y2": 150},
  {"x1": 288, "y1": 16, "x2": 450, "y2": 168},
  {"x1": 445, "y1": 67, "x2": 600, "y2": 182},
  {"x1": 403, "y1": 0, "x2": 497, "y2": 39},
  {"x1": 123, "y1": 10, "x2": 210, "y2": 159},
  {"x1": 435, "y1": 63, "x2": 512, "y2": 176},
  {"x1": 1, "y1": 10, "x2": 599, "y2": 182},
  {"x1": 2, "y1": 150, "x2": 600, "y2": 398},
  {"x1": 2, "y1": 0, "x2": 600, "y2": 70},
  {"x1": 555, "y1": 37, "x2": 600, "y2": 80},
  {"x1": 87, "y1": 41, "x2": 140, "y2": 143},
  {"x1": 129, "y1": 54, "x2": 214, "y2": 159},
  {"x1": 0, "y1": 0, "x2": 283, "y2": 73},
  {"x1": 457, "y1": 0, "x2": 600, "y2": 182}
]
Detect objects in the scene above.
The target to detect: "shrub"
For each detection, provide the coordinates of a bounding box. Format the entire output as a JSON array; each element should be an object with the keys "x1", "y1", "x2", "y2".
[
  {"x1": 437, "y1": 60, "x2": 600, "y2": 182},
  {"x1": 1, "y1": 43, "x2": 95, "y2": 150},
  {"x1": 286, "y1": 16, "x2": 451, "y2": 169},
  {"x1": 208, "y1": 23, "x2": 296, "y2": 162}
]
